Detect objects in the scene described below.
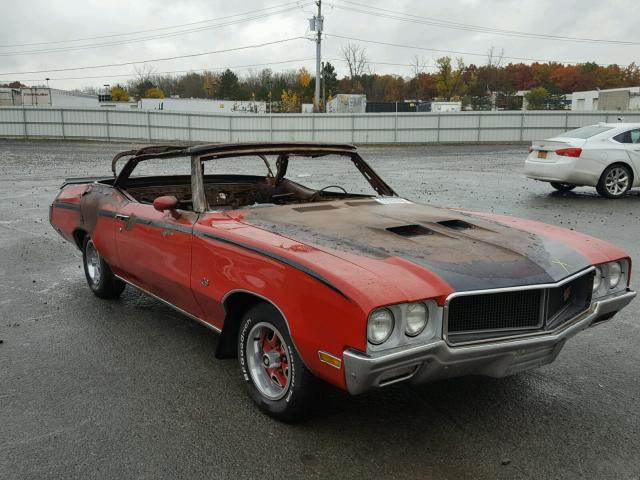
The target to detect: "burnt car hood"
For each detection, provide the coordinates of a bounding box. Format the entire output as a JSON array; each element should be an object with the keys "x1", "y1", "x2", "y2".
[{"x1": 236, "y1": 198, "x2": 593, "y2": 292}]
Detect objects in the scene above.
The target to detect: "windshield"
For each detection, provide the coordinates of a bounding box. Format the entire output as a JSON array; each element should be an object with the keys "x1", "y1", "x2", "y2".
[{"x1": 556, "y1": 125, "x2": 613, "y2": 139}]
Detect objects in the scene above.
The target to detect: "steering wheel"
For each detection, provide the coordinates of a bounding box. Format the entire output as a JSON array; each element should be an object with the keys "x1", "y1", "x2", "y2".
[{"x1": 310, "y1": 185, "x2": 347, "y2": 202}]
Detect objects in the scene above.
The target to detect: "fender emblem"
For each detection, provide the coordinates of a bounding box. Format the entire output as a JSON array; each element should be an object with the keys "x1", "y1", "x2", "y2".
[{"x1": 201, "y1": 278, "x2": 210, "y2": 287}]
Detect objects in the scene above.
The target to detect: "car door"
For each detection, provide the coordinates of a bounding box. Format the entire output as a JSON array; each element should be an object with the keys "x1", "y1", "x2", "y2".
[
  {"x1": 114, "y1": 201, "x2": 205, "y2": 318},
  {"x1": 623, "y1": 129, "x2": 640, "y2": 181}
]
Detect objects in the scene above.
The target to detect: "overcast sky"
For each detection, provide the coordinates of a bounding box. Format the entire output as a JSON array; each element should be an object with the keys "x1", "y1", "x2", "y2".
[{"x1": 0, "y1": 0, "x2": 638, "y2": 91}]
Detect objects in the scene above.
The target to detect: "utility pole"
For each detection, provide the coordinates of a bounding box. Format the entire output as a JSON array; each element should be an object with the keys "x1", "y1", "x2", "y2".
[
  {"x1": 312, "y1": 0, "x2": 323, "y2": 113},
  {"x1": 321, "y1": 61, "x2": 326, "y2": 113}
]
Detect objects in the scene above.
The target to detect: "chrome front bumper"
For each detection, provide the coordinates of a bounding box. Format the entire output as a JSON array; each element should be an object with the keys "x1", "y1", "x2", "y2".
[{"x1": 342, "y1": 290, "x2": 636, "y2": 395}]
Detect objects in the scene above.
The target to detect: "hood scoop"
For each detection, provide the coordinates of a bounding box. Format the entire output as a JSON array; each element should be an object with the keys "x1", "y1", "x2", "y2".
[
  {"x1": 293, "y1": 204, "x2": 338, "y2": 212},
  {"x1": 386, "y1": 224, "x2": 434, "y2": 237},
  {"x1": 437, "y1": 219, "x2": 474, "y2": 231}
]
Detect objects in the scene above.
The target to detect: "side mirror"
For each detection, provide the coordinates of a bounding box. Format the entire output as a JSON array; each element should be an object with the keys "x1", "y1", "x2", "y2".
[{"x1": 153, "y1": 195, "x2": 179, "y2": 218}]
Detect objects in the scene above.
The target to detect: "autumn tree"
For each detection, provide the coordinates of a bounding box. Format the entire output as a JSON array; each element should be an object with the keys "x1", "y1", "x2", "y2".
[
  {"x1": 280, "y1": 89, "x2": 300, "y2": 112},
  {"x1": 218, "y1": 69, "x2": 240, "y2": 100},
  {"x1": 435, "y1": 57, "x2": 467, "y2": 100},
  {"x1": 145, "y1": 87, "x2": 165, "y2": 99},
  {"x1": 110, "y1": 85, "x2": 129, "y2": 102}
]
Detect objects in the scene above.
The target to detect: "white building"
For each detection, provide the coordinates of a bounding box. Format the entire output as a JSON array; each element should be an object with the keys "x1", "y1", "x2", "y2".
[
  {"x1": 139, "y1": 97, "x2": 266, "y2": 114},
  {"x1": 20, "y1": 87, "x2": 100, "y2": 108},
  {"x1": 430, "y1": 101, "x2": 462, "y2": 112},
  {"x1": 326, "y1": 94, "x2": 366, "y2": 113},
  {"x1": 572, "y1": 87, "x2": 640, "y2": 111}
]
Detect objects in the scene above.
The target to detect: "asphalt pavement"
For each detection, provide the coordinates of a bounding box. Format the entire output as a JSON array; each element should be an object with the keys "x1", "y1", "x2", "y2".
[{"x1": 0, "y1": 140, "x2": 638, "y2": 480}]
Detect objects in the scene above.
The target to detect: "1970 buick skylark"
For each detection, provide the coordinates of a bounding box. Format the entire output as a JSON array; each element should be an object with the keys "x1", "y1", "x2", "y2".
[{"x1": 50, "y1": 142, "x2": 636, "y2": 421}]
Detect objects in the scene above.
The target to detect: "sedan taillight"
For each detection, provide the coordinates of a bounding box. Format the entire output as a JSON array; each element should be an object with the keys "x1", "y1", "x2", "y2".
[{"x1": 555, "y1": 147, "x2": 582, "y2": 158}]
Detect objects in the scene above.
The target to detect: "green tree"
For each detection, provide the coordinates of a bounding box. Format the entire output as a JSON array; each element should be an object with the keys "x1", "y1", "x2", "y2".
[
  {"x1": 435, "y1": 57, "x2": 467, "y2": 100},
  {"x1": 218, "y1": 69, "x2": 240, "y2": 99},
  {"x1": 524, "y1": 87, "x2": 549, "y2": 110}
]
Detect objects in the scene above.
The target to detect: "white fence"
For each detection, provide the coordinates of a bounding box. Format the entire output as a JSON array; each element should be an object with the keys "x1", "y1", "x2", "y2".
[{"x1": 1, "y1": 107, "x2": 639, "y2": 144}]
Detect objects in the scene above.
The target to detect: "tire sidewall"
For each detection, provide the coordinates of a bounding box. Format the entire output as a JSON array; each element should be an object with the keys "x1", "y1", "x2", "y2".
[
  {"x1": 82, "y1": 235, "x2": 105, "y2": 294},
  {"x1": 238, "y1": 304, "x2": 307, "y2": 420}
]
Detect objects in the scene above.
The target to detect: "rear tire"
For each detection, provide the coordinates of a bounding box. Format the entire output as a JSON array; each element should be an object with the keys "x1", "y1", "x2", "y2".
[
  {"x1": 82, "y1": 235, "x2": 125, "y2": 299},
  {"x1": 596, "y1": 164, "x2": 632, "y2": 198},
  {"x1": 238, "y1": 303, "x2": 317, "y2": 422},
  {"x1": 550, "y1": 182, "x2": 576, "y2": 192}
]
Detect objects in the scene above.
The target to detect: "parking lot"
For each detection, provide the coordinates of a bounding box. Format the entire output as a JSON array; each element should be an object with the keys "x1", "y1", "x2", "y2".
[{"x1": 1, "y1": 139, "x2": 638, "y2": 479}]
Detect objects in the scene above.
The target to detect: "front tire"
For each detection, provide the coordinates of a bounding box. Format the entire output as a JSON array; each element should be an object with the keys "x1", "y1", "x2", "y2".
[
  {"x1": 550, "y1": 182, "x2": 576, "y2": 192},
  {"x1": 238, "y1": 303, "x2": 317, "y2": 422},
  {"x1": 82, "y1": 235, "x2": 125, "y2": 299},
  {"x1": 596, "y1": 164, "x2": 632, "y2": 198}
]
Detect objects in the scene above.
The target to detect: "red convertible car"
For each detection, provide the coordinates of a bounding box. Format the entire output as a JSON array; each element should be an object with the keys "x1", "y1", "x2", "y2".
[{"x1": 50, "y1": 142, "x2": 636, "y2": 421}]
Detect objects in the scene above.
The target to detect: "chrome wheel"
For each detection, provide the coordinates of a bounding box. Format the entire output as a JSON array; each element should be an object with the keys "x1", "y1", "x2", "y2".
[
  {"x1": 604, "y1": 167, "x2": 630, "y2": 196},
  {"x1": 85, "y1": 239, "x2": 102, "y2": 286},
  {"x1": 246, "y1": 322, "x2": 291, "y2": 400}
]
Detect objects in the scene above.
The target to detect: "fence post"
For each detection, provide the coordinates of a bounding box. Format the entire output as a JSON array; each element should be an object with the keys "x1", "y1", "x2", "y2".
[
  {"x1": 147, "y1": 111, "x2": 152, "y2": 141},
  {"x1": 22, "y1": 107, "x2": 27, "y2": 138},
  {"x1": 436, "y1": 113, "x2": 441, "y2": 144},
  {"x1": 187, "y1": 114, "x2": 192, "y2": 142},
  {"x1": 565, "y1": 111, "x2": 569, "y2": 130},
  {"x1": 519, "y1": 111, "x2": 525, "y2": 142},
  {"x1": 477, "y1": 113, "x2": 482, "y2": 143},
  {"x1": 105, "y1": 110, "x2": 111, "y2": 141},
  {"x1": 269, "y1": 113, "x2": 273, "y2": 141},
  {"x1": 351, "y1": 114, "x2": 355, "y2": 144},
  {"x1": 312, "y1": 114, "x2": 315, "y2": 141},
  {"x1": 394, "y1": 108, "x2": 398, "y2": 143},
  {"x1": 228, "y1": 115, "x2": 232, "y2": 142},
  {"x1": 60, "y1": 109, "x2": 66, "y2": 139}
]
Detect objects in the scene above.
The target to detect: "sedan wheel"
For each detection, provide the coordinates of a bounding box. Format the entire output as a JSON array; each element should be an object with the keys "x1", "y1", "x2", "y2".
[{"x1": 597, "y1": 165, "x2": 632, "y2": 199}]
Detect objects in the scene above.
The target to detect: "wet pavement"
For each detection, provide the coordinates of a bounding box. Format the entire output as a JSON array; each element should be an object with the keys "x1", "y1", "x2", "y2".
[{"x1": 0, "y1": 140, "x2": 638, "y2": 480}]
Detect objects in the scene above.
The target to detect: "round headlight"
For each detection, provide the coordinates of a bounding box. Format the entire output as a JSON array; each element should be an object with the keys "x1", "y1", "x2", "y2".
[
  {"x1": 367, "y1": 308, "x2": 395, "y2": 345},
  {"x1": 593, "y1": 267, "x2": 602, "y2": 292},
  {"x1": 608, "y1": 262, "x2": 622, "y2": 288},
  {"x1": 405, "y1": 302, "x2": 428, "y2": 337}
]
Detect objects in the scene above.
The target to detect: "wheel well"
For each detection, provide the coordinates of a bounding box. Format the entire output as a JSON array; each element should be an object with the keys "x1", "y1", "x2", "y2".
[
  {"x1": 601, "y1": 162, "x2": 635, "y2": 185},
  {"x1": 215, "y1": 292, "x2": 270, "y2": 359},
  {"x1": 72, "y1": 229, "x2": 88, "y2": 250}
]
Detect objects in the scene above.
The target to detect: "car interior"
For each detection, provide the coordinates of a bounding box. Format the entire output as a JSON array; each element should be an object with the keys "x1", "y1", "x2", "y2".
[{"x1": 112, "y1": 153, "x2": 374, "y2": 211}]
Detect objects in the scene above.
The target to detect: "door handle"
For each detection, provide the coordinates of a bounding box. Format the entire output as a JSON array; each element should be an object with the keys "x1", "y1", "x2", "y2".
[{"x1": 115, "y1": 214, "x2": 130, "y2": 221}]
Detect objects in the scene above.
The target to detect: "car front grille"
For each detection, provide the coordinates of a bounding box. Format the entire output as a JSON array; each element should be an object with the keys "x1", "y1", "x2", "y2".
[{"x1": 445, "y1": 270, "x2": 594, "y2": 345}]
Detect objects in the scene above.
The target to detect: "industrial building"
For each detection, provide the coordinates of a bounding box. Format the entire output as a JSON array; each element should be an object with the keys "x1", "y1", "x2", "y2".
[
  {"x1": 0, "y1": 87, "x2": 100, "y2": 108},
  {"x1": 326, "y1": 94, "x2": 366, "y2": 113},
  {"x1": 571, "y1": 87, "x2": 640, "y2": 111}
]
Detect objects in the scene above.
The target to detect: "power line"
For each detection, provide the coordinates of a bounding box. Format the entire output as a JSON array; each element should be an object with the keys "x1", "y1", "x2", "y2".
[
  {"x1": 329, "y1": 0, "x2": 640, "y2": 46},
  {"x1": 0, "y1": 37, "x2": 305, "y2": 76},
  {"x1": 325, "y1": 33, "x2": 620, "y2": 66},
  {"x1": 0, "y1": 1, "x2": 309, "y2": 48},
  {"x1": 0, "y1": 58, "x2": 318, "y2": 82},
  {"x1": 0, "y1": 5, "x2": 312, "y2": 56}
]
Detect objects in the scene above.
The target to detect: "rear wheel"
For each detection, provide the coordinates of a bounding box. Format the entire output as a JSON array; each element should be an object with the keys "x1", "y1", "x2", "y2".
[
  {"x1": 238, "y1": 303, "x2": 317, "y2": 422},
  {"x1": 82, "y1": 236, "x2": 125, "y2": 299},
  {"x1": 596, "y1": 164, "x2": 632, "y2": 198},
  {"x1": 550, "y1": 182, "x2": 576, "y2": 192}
]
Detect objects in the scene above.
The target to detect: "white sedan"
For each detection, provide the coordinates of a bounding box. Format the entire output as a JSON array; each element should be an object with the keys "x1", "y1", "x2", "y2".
[{"x1": 525, "y1": 123, "x2": 640, "y2": 198}]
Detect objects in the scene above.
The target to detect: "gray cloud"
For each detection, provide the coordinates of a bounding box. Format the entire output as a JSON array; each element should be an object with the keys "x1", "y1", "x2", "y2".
[{"x1": 0, "y1": 0, "x2": 637, "y2": 90}]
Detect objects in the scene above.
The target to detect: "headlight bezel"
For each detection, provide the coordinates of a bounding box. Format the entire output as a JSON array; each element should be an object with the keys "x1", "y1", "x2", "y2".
[
  {"x1": 366, "y1": 300, "x2": 439, "y2": 351},
  {"x1": 592, "y1": 259, "x2": 630, "y2": 299},
  {"x1": 405, "y1": 302, "x2": 429, "y2": 337},
  {"x1": 366, "y1": 308, "x2": 395, "y2": 345}
]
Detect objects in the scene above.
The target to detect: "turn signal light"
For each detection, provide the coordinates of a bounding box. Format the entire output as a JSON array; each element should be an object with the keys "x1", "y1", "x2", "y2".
[{"x1": 555, "y1": 147, "x2": 582, "y2": 158}]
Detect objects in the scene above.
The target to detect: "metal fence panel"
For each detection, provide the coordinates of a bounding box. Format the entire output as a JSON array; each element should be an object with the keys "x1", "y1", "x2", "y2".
[{"x1": 2, "y1": 107, "x2": 640, "y2": 145}]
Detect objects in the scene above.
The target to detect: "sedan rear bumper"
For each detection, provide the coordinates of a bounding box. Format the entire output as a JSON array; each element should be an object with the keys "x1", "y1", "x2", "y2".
[
  {"x1": 524, "y1": 156, "x2": 601, "y2": 186},
  {"x1": 342, "y1": 290, "x2": 636, "y2": 395}
]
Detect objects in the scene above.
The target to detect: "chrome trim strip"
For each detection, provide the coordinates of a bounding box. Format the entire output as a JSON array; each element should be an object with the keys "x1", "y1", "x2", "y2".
[
  {"x1": 115, "y1": 274, "x2": 222, "y2": 334},
  {"x1": 443, "y1": 266, "x2": 596, "y2": 346}
]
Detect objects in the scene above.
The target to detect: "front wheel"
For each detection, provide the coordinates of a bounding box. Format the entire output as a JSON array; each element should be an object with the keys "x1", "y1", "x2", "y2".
[
  {"x1": 82, "y1": 235, "x2": 125, "y2": 299},
  {"x1": 596, "y1": 164, "x2": 632, "y2": 198},
  {"x1": 238, "y1": 303, "x2": 317, "y2": 422},
  {"x1": 550, "y1": 182, "x2": 576, "y2": 192}
]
